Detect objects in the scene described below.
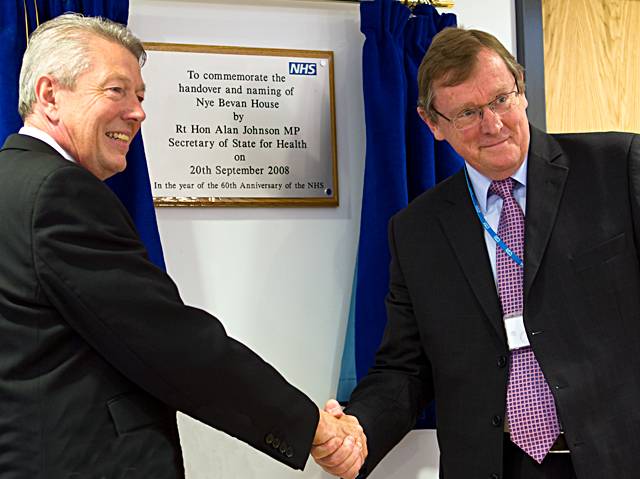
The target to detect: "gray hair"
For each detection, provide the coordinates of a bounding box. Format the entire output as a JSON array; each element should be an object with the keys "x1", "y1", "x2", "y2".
[{"x1": 18, "y1": 13, "x2": 146, "y2": 119}]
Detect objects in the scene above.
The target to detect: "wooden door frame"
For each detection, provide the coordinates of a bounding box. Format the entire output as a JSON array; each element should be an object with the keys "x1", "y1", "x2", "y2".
[{"x1": 515, "y1": 0, "x2": 546, "y2": 131}]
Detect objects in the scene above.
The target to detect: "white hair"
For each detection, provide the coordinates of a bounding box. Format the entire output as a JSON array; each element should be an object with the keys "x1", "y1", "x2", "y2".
[{"x1": 18, "y1": 13, "x2": 146, "y2": 119}]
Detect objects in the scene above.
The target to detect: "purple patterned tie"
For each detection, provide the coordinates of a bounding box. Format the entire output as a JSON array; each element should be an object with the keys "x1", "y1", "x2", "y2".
[{"x1": 490, "y1": 178, "x2": 560, "y2": 464}]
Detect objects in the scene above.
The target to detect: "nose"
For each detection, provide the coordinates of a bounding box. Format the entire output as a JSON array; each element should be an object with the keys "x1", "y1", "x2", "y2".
[
  {"x1": 124, "y1": 97, "x2": 146, "y2": 124},
  {"x1": 479, "y1": 105, "x2": 502, "y2": 134},
  {"x1": 130, "y1": 100, "x2": 146, "y2": 123}
]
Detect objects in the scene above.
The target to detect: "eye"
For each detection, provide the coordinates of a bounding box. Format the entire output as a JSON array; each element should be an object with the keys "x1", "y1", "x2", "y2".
[
  {"x1": 457, "y1": 108, "x2": 478, "y2": 119},
  {"x1": 106, "y1": 86, "x2": 125, "y2": 96},
  {"x1": 137, "y1": 95, "x2": 145, "y2": 103},
  {"x1": 494, "y1": 94, "x2": 509, "y2": 105}
]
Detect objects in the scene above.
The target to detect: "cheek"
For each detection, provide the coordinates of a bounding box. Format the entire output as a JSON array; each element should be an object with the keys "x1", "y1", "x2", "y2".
[
  {"x1": 88, "y1": 121, "x2": 104, "y2": 141},
  {"x1": 458, "y1": 132, "x2": 480, "y2": 151}
]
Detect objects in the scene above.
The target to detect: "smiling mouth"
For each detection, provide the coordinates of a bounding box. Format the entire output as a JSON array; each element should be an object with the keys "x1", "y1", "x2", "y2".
[
  {"x1": 483, "y1": 138, "x2": 509, "y2": 148},
  {"x1": 106, "y1": 132, "x2": 131, "y2": 143}
]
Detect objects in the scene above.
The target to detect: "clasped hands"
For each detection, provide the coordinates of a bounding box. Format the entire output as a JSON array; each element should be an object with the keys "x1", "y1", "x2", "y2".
[{"x1": 311, "y1": 399, "x2": 367, "y2": 479}]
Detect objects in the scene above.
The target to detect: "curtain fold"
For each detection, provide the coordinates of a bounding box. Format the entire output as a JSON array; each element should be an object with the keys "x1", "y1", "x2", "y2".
[
  {"x1": 0, "y1": 0, "x2": 165, "y2": 270},
  {"x1": 354, "y1": 0, "x2": 411, "y2": 387},
  {"x1": 338, "y1": 0, "x2": 462, "y2": 429},
  {"x1": 404, "y1": 5, "x2": 462, "y2": 201},
  {"x1": 0, "y1": 2, "x2": 26, "y2": 142}
]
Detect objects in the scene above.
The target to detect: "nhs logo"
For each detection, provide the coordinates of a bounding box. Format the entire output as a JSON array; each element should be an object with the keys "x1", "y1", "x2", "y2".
[{"x1": 289, "y1": 62, "x2": 317, "y2": 75}]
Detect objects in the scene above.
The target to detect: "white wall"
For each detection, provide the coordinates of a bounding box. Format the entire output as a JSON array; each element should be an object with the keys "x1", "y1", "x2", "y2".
[{"x1": 128, "y1": 1, "x2": 515, "y2": 478}]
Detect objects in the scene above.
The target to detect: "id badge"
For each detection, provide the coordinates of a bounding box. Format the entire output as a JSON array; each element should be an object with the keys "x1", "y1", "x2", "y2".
[{"x1": 504, "y1": 314, "x2": 530, "y2": 350}]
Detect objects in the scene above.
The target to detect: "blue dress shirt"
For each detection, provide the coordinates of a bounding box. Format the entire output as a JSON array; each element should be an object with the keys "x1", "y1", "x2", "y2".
[{"x1": 465, "y1": 157, "x2": 528, "y2": 283}]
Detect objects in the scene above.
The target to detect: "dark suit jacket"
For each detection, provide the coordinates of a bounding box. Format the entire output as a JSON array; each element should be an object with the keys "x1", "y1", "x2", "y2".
[
  {"x1": 0, "y1": 133, "x2": 318, "y2": 478},
  {"x1": 346, "y1": 126, "x2": 640, "y2": 479}
]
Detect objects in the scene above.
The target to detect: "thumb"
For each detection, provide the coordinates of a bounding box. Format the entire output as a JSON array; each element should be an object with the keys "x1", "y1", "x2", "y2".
[{"x1": 324, "y1": 398, "x2": 344, "y2": 418}]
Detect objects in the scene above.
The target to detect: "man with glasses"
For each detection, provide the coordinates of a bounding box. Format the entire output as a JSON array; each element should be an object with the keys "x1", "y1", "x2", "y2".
[{"x1": 329, "y1": 27, "x2": 640, "y2": 479}]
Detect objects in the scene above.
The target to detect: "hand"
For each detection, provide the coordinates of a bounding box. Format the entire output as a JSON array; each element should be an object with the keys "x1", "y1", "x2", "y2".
[
  {"x1": 323, "y1": 399, "x2": 368, "y2": 466},
  {"x1": 311, "y1": 399, "x2": 367, "y2": 479}
]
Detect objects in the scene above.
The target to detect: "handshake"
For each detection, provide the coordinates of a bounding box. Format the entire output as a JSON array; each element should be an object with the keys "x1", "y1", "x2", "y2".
[{"x1": 311, "y1": 399, "x2": 368, "y2": 479}]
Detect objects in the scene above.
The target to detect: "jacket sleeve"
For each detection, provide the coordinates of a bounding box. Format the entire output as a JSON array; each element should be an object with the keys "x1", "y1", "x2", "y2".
[
  {"x1": 344, "y1": 215, "x2": 434, "y2": 477},
  {"x1": 31, "y1": 164, "x2": 319, "y2": 470},
  {"x1": 628, "y1": 134, "x2": 640, "y2": 264}
]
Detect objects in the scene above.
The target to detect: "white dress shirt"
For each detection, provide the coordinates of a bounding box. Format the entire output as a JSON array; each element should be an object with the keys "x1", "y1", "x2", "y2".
[{"x1": 19, "y1": 126, "x2": 76, "y2": 163}]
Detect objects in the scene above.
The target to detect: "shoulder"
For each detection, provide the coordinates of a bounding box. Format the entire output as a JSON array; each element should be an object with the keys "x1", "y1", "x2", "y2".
[
  {"x1": 549, "y1": 130, "x2": 637, "y2": 157},
  {"x1": 33, "y1": 165, "x2": 135, "y2": 236},
  {"x1": 529, "y1": 127, "x2": 639, "y2": 178},
  {"x1": 0, "y1": 136, "x2": 86, "y2": 221},
  {"x1": 5, "y1": 148, "x2": 114, "y2": 208},
  {"x1": 1, "y1": 133, "x2": 117, "y2": 196},
  {"x1": 0, "y1": 135, "x2": 134, "y2": 235},
  {"x1": 0, "y1": 134, "x2": 93, "y2": 193}
]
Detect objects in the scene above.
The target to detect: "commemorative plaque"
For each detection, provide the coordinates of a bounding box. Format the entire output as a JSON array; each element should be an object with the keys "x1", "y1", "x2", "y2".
[{"x1": 141, "y1": 43, "x2": 338, "y2": 206}]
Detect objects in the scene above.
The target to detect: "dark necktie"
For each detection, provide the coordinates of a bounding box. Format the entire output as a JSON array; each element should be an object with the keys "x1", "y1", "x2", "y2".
[{"x1": 490, "y1": 178, "x2": 560, "y2": 464}]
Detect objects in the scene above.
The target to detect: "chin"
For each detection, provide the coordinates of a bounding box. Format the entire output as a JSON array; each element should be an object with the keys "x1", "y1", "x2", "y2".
[
  {"x1": 485, "y1": 150, "x2": 520, "y2": 166},
  {"x1": 102, "y1": 162, "x2": 127, "y2": 179},
  {"x1": 113, "y1": 157, "x2": 128, "y2": 172}
]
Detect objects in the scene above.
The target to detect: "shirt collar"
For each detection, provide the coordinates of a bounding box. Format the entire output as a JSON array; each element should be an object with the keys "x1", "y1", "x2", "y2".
[
  {"x1": 19, "y1": 126, "x2": 76, "y2": 163},
  {"x1": 465, "y1": 155, "x2": 528, "y2": 213}
]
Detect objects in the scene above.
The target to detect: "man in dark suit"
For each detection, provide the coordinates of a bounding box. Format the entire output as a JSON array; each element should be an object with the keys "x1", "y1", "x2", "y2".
[
  {"x1": 326, "y1": 28, "x2": 640, "y2": 479},
  {"x1": 0, "y1": 13, "x2": 366, "y2": 479}
]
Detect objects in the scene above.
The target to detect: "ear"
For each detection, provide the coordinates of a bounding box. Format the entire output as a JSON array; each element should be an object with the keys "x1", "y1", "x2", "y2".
[
  {"x1": 520, "y1": 90, "x2": 529, "y2": 111},
  {"x1": 33, "y1": 75, "x2": 61, "y2": 122},
  {"x1": 417, "y1": 106, "x2": 445, "y2": 141},
  {"x1": 516, "y1": 72, "x2": 528, "y2": 110}
]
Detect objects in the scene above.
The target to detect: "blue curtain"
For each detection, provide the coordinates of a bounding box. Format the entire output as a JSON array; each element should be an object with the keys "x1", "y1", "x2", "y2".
[
  {"x1": 0, "y1": 0, "x2": 165, "y2": 270},
  {"x1": 338, "y1": 0, "x2": 462, "y2": 429},
  {"x1": 0, "y1": 2, "x2": 25, "y2": 139}
]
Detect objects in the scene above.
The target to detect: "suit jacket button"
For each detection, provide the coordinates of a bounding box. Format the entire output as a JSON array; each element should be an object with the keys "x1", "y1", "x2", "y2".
[
  {"x1": 497, "y1": 355, "x2": 507, "y2": 368},
  {"x1": 491, "y1": 415, "x2": 502, "y2": 427},
  {"x1": 490, "y1": 474, "x2": 499, "y2": 479},
  {"x1": 286, "y1": 446, "x2": 294, "y2": 458},
  {"x1": 279, "y1": 441, "x2": 288, "y2": 454},
  {"x1": 272, "y1": 437, "x2": 281, "y2": 449},
  {"x1": 265, "y1": 433, "x2": 274, "y2": 445}
]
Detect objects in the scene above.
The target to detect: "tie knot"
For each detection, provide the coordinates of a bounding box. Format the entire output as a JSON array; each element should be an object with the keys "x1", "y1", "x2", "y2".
[{"x1": 489, "y1": 177, "x2": 516, "y2": 200}]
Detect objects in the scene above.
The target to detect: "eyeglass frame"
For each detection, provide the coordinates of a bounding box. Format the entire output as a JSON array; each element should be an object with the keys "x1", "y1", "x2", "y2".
[{"x1": 430, "y1": 84, "x2": 521, "y2": 131}]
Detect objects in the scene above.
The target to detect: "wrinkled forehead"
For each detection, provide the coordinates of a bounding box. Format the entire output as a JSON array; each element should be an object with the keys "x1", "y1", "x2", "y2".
[
  {"x1": 84, "y1": 37, "x2": 144, "y2": 80},
  {"x1": 439, "y1": 49, "x2": 512, "y2": 86},
  {"x1": 432, "y1": 52, "x2": 515, "y2": 105}
]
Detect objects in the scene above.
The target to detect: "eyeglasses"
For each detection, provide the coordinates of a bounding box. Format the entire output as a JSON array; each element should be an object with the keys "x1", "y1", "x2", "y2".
[{"x1": 432, "y1": 88, "x2": 520, "y2": 131}]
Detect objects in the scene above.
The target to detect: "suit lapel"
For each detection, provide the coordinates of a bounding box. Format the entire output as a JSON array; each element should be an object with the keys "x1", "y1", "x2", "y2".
[
  {"x1": 435, "y1": 126, "x2": 569, "y2": 341},
  {"x1": 523, "y1": 126, "x2": 569, "y2": 302},
  {"x1": 437, "y1": 173, "x2": 505, "y2": 343}
]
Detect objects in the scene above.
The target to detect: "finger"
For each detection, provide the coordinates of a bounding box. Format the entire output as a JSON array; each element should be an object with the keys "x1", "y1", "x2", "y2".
[
  {"x1": 320, "y1": 440, "x2": 362, "y2": 477},
  {"x1": 315, "y1": 435, "x2": 356, "y2": 468},
  {"x1": 337, "y1": 420, "x2": 363, "y2": 441},
  {"x1": 311, "y1": 436, "x2": 342, "y2": 460},
  {"x1": 339, "y1": 455, "x2": 364, "y2": 479},
  {"x1": 324, "y1": 398, "x2": 344, "y2": 417},
  {"x1": 334, "y1": 417, "x2": 366, "y2": 462},
  {"x1": 357, "y1": 432, "x2": 368, "y2": 463},
  {"x1": 340, "y1": 416, "x2": 364, "y2": 440}
]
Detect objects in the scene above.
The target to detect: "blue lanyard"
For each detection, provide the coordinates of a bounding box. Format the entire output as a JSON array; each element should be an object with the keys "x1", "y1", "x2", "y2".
[{"x1": 463, "y1": 167, "x2": 523, "y2": 268}]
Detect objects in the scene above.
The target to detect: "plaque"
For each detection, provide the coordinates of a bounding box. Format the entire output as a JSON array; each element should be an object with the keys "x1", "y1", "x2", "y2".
[{"x1": 140, "y1": 43, "x2": 338, "y2": 206}]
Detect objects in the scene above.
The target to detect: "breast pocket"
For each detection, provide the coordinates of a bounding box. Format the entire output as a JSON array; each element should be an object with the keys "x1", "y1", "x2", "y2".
[{"x1": 570, "y1": 233, "x2": 626, "y2": 272}]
